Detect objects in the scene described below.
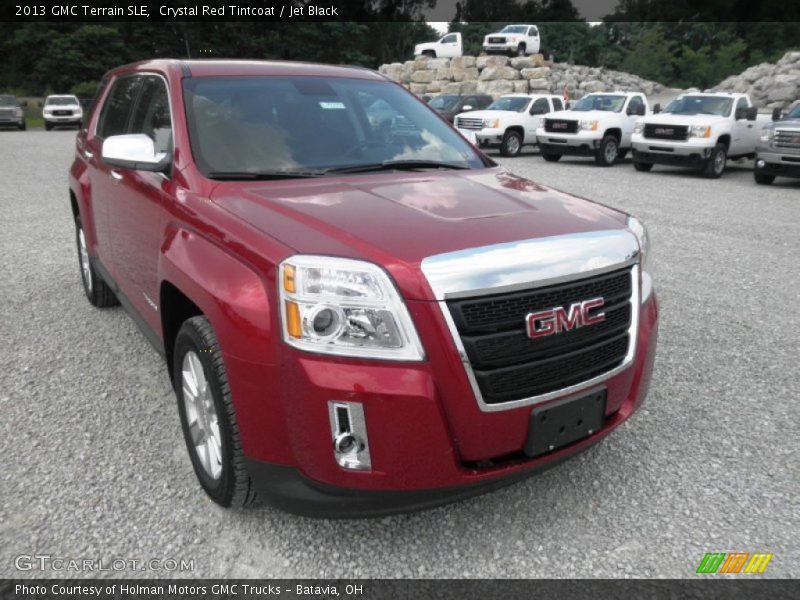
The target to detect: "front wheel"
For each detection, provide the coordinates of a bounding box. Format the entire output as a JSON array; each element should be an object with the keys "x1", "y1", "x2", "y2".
[
  {"x1": 18, "y1": 121, "x2": 26, "y2": 131},
  {"x1": 75, "y1": 216, "x2": 117, "y2": 308},
  {"x1": 45, "y1": 122, "x2": 52, "y2": 131},
  {"x1": 541, "y1": 152, "x2": 562, "y2": 162},
  {"x1": 515, "y1": 44, "x2": 526, "y2": 57},
  {"x1": 703, "y1": 144, "x2": 727, "y2": 178},
  {"x1": 499, "y1": 130, "x2": 523, "y2": 157},
  {"x1": 595, "y1": 135, "x2": 619, "y2": 167},
  {"x1": 422, "y1": 50, "x2": 436, "y2": 58},
  {"x1": 633, "y1": 161, "x2": 653, "y2": 172},
  {"x1": 754, "y1": 171, "x2": 775, "y2": 185},
  {"x1": 174, "y1": 316, "x2": 257, "y2": 508}
]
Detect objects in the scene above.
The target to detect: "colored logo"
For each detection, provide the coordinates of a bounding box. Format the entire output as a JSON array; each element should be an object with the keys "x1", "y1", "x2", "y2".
[
  {"x1": 526, "y1": 298, "x2": 606, "y2": 339},
  {"x1": 696, "y1": 552, "x2": 773, "y2": 574}
]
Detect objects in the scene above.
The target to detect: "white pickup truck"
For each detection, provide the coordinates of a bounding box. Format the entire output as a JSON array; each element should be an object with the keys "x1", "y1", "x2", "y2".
[
  {"x1": 483, "y1": 25, "x2": 541, "y2": 57},
  {"x1": 631, "y1": 93, "x2": 771, "y2": 178},
  {"x1": 454, "y1": 94, "x2": 565, "y2": 156},
  {"x1": 536, "y1": 92, "x2": 649, "y2": 166},
  {"x1": 414, "y1": 32, "x2": 463, "y2": 58}
]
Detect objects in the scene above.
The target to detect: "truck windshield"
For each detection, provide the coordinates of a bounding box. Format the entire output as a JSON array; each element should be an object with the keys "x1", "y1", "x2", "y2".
[
  {"x1": 486, "y1": 97, "x2": 529, "y2": 112},
  {"x1": 501, "y1": 26, "x2": 528, "y2": 34},
  {"x1": 570, "y1": 95, "x2": 626, "y2": 112},
  {"x1": 787, "y1": 104, "x2": 800, "y2": 119},
  {"x1": 428, "y1": 95, "x2": 460, "y2": 111},
  {"x1": 0, "y1": 94, "x2": 19, "y2": 107},
  {"x1": 662, "y1": 95, "x2": 733, "y2": 117},
  {"x1": 183, "y1": 76, "x2": 486, "y2": 177},
  {"x1": 45, "y1": 96, "x2": 78, "y2": 106}
]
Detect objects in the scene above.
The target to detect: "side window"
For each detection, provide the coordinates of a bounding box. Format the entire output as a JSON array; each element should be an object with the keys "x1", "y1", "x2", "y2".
[
  {"x1": 96, "y1": 76, "x2": 142, "y2": 139},
  {"x1": 441, "y1": 34, "x2": 456, "y2": 44},
  {"x1": 552, "y1": 98, "x2": 564, "y2": 111},
  {"x1": 530, "y1": 98, "x2": 550, "y2": 115},
  {"x1": 129, "y1": 75, "x2": 172, "y2": 154},
  {"x1": 529, "y1": 26, "x2": 538, "y2": 37},
  {"x1": 627, "y1": 96, "x2": 644, "y2": 114}
]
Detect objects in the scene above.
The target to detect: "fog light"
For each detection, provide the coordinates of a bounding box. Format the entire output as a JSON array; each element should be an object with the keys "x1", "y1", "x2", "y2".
[
  {"x1": 328, "y1": 401, "x2": 371, "y2": 471},
  {"x1": 756, "y1": 160, "x2": 766, "y2": 169}
]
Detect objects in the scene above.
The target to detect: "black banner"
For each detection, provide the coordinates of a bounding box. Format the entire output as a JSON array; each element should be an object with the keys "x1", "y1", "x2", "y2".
[{"x1": 2, "y1": 580, "x2": 800, "y2": 600}]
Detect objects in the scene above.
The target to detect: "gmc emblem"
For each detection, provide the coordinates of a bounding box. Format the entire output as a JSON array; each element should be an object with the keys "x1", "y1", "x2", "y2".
[
  {"x1": 654, "y1": 128, "x2": 674, "y2": 135},
  {"x1": 526, "y1": 297, "x2": 606, "y2": 339}
]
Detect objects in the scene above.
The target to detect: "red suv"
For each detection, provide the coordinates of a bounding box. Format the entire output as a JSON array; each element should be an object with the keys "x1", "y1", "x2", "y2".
[{"x1": 69, "y1": 60, "x2": 658, "y2": 516}]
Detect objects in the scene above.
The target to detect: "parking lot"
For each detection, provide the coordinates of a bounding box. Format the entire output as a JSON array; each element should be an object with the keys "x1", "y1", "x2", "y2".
[{"x1": 1, "y1": 130, "x2": 798, "y2": 578}]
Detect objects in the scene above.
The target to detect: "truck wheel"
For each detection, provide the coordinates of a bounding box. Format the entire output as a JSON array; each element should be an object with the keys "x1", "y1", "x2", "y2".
[
  {"x1": 45, "y1": 123, "x2": 52, "y2": 131},
  {"x1": 541, "y1": 152, "x2": 562, "y2": 162},
  {"x1": 174, "y1": 316, "x2": 257, "y2": 508},
  {"x1": 595, "y1": 135, "x2": 619, "y2": 167},
  {"x1": 633, "y1": 161, "x2": 653, "y2": 172},
  {"x1": 18, "y1": 121, "x2": 26, "y2": 131},
  {"x1": 75, "y1": 216, "x2": 118, "y2": 308},
  {"x1": 516, "y1": 44, "x2": 526, "y2": 57},
  {"x1": 754, "y1": 172, "x2": 775, "y2": 185},
  {"x1": 500, "y1": 130, "x2": 523, "y2": 157},
  {"x1": 703, "y1": 144, "x2": 727, "y2": 178},
  {"x1": 422, "y1": 50, "x2": 436, "y2": 58}
]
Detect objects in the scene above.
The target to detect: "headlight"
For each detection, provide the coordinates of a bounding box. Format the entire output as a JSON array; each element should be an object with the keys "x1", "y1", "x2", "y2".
[
  {"x1": 689, "y1": 125, "x2": 711, "y2": 138},
  {"x1": 633, "y1": 121, "x2": 644, "y2": 134},
  {"x1": 279, "y1": 256, "x2": 425, "y2": 361},
  {"x1": 579, "y1": 119, "x2": 598, "y2": 131},
  {"x1": 14, "y1": 107, "x2": 23, "y2": 117},
  {"x1": 627, "y1": 216, "x2": 654, "y2": 301},
  {"x1": 483, "y1": 118, "x2": 499, "y2": 128},
  {"x1": 760, "y1": 128, "x2": 774, "y2": 143}
]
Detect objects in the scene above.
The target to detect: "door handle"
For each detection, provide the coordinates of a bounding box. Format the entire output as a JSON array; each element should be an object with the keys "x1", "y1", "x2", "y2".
[{"x1": 110, "y1": 170, "x2": 123, "y2": 181}]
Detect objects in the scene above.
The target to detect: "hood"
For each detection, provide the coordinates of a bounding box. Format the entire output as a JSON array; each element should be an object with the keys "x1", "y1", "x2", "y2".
[
  {"x1": 546, "y1": 109, "x2": 622, "y2": 121},
  {"x1": 211, "y1": 168, "x2": 628, "y2": 300},
  {"x1": 768, "y1": 118, "x2": 800, "y2": 130},
  {"x1": 642, "y1": 113, "x2": 728, "y2": 126},
  {"x1": 455, "y1": 109, "x2": 518, "y2": 122}
]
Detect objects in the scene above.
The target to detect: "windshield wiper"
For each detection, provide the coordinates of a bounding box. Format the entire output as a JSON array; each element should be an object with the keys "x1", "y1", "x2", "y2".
[
  {"x1": 324, "y1": 160, "x2": 470, "y2": 175},
  {"x1": 206, "y1": 170, "x2": 322, "y2": 180}
]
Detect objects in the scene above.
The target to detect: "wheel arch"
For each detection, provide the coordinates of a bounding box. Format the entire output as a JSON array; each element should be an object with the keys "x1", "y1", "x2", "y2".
[
  {"x1": 717, "y1": 134, "x2": 731, "y2": 149},
  {"x1": 505, "y1": 125, "x2": 525, "y2": 138},
  {"x1": 604, "y1": 127, "x2": 622, "y2": 141}
]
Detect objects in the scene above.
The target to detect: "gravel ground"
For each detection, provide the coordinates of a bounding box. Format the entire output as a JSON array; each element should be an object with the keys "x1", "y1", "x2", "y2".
[{"x1": 1, "y1": 132, "x2": 798, "y2": 579}]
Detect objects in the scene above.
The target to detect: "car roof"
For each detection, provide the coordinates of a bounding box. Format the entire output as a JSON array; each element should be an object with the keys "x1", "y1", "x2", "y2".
[{"x1": 104, "y1": 59, "x2": 386, "y2": 82}]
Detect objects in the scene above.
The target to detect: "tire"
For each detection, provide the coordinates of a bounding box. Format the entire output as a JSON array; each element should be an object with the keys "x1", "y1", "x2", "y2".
[
  {"x1": 541, "y1": 152, "x2": 562, "y2": 162},
  {"x1": 516, "y1": 44, "x2": 526, "y2": 57},
  {"x1": 595, "y1": 135, "x2": 619, "y2": 167},
  {"x1": 500, "y1": 130, "x2": 523, "y2": 157},
  {"x1": 633, "y1": 161, "x2": 653, "y2": 172},
  {"x1": 174, "y1": 316, "x2": 257, "y2": 508},
  {"x1": 703, "y1": 143, "x2": 727, "y2": 178},
  {"x1": 18, "y1": 121, "x2": 26, "y2": 131},
  {"x1": 75, "y1": 216, "x2": 118, "y2": 308},
  {"x1": 754, "y1": 172, "x2": 775, "y2": 185},
  {"x1": 45, "y1": 123, "x2": 52, "y2": 131},
  {"x1": 422, "y1": 50, "x2": 436, "y2": 58}
]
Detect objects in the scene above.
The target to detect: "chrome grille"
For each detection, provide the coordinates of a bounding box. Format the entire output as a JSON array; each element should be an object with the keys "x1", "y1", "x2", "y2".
[
  {"x1": 774, "y1": 129, "x2": 800, "y2": 149},
  {"x1": 456, "y1": 117, "x2": 484, "y2": 131}
]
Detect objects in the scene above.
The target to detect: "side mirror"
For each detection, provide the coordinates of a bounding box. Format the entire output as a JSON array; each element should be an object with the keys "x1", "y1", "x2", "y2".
[
  {"x1": 462, "y1": 105, "x2": 473, "y2": 112},
  {"x1": 653, "y1": 103, "x2": 661, "y2": 114},
  {"x1": 771, "y1": 107, "x2": 782, "y2": 121},
  {"x1": 746, "y1": 107, "x2": 757, "y2": 121},
  {"x1": 102, "y1": 134, "x2": 169, "y2": 171}
]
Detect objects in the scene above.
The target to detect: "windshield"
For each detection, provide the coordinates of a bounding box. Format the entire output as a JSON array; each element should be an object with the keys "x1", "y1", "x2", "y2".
[
  {"x1": 46, "y1": 96, "x2": 79, "y2": 106},
  {"x1": 0, "y1": 94, "x2": 19, "y2": 107},
  {"x1": 486, "y1": 97, "x2": 529, "y2": 112},
  {"x1": 428, "y1": 95, "x2": 459, "y2": 111},
  {"x1": 787, "y1": 104, "x2": 800, "y2": 119},
  {"x1": 570, "y1": 94, "x2": 626, "y2": 112},
  {"x1": 663, "y1": 95, "x2": 733, "y2": 117},
  {"x1": 183, "y1": 76, "x2": 485, "y2": 177},
  {"x1": 500, "y1": 26, "x2": 528, "y2": 34}
]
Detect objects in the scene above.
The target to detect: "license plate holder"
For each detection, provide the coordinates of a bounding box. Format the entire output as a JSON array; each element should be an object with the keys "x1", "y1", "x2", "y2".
[{"x1": 524, "y1": 389, "x2": 606, "y2": 458}]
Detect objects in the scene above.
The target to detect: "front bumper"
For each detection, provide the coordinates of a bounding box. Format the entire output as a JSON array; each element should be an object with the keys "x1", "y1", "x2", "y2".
[
  {"x1": 631, "y1": 136, "x2": 714, "y2": 166},
  {"x1": 474, "y1": 128, "x2": 507, "y2": 146},
  {"x1": 0, "y1": 116, "x2": 24, "y2": 126},
  {"x1": 483, "y1": 43, "x2": 518, "y2": 53},
  {"x1": 241, "y1": 294, "x2": 659, "y2": 517},
  {"x1": 537, "y1": 131, "x2": 603, "y2": 155},
  {"x1": 44, "y1": 115, "x2": 82, "y2": 124},
  {"x1": 755, "y1": 150, "x2": 800, "y2": 179}
]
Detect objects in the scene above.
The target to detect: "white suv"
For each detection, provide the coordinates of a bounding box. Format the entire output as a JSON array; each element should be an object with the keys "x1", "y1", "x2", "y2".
[
  {"x1": 483, "y1": 25, "x2": 541, "y2": 57},
  {"x1": 43, "y1": 95, "x2": 83, "y2": 130},
  {"x1": 536, "y1": 92, "x2": 649, "y2": 166}
]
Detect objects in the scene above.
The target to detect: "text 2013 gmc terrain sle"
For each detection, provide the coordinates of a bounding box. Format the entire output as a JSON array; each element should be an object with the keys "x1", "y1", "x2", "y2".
[{"x1": 69, "y1": 60, "x2": 658, "y2": 517}]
